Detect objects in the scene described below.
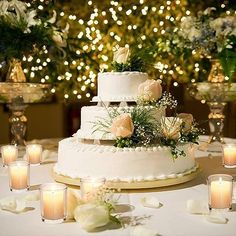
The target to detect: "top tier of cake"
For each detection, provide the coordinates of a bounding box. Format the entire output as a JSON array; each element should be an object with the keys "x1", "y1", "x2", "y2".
[{"x1": 92, "y1": 72, "x2": 148, "y2": 102}]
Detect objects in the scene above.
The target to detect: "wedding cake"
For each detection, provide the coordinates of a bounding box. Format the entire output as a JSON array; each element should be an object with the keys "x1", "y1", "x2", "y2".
[{"x1": 54, "y1": 47, "x2": 199, "y2": 187}]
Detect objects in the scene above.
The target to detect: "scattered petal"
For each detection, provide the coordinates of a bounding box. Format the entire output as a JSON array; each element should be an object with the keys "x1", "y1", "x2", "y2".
[
  {"x1": 24, "y1": 192, "x2": 40, "y2": 201},
  {"x1": 141, "y1": 196, "x2": 162, "y2": 209},
  {"x1": 131, "y1": 225, "x2": 160, "y2": 236},
  {"x1": 205, "y1": 211, "x2": 228, "y2": 224},
  {"x1": 0, "y1": 197, "x2": 26, "y2": 213},
  {"x1": 187, "y1": 199, "x2": 209, "y2": 215}
]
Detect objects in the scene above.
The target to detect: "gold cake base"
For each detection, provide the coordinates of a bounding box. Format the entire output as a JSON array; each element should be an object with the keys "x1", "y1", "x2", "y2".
[{"x1": 52, "y1": 164, "x2": 200, "y2": 190}]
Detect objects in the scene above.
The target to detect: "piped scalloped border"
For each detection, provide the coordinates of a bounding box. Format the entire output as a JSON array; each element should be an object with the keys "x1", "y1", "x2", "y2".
[
  {"x1": 92, "y1": 95, "x2": 136, "y2": 102},
  {"x1": 53, "y1": 163, "x2": 200, "y2": 188}
]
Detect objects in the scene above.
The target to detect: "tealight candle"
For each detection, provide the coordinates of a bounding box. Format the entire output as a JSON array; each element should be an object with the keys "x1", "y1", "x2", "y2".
[
  {"x1": 26, "y1": 144, "x2": 42, "y2": 166},
  {"x1": 1, "y1": 145, "x2": 18, "y2": 167},
  {"x1": 222, "y1": 144, "x2": 236, "y2": 168},
  {"x1": 40, "y1": 183, "x2": 67, "y2": 224},
  {"x1": 8, "y1": 161, "x2": 29, "y2": 192},
  {"x1": 208, "y1": 174, "x2": 233, "y2": 210},
  {"x1": 80, "y1": 177, "x2": 106, "y2": 198}
]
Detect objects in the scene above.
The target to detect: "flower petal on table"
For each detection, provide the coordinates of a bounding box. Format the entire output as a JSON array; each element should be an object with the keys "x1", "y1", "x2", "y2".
[
  {"x1": 140, "y1": 196, "x2": 162, "y2": 209},
  {"x1": 24, "y1": 192, "x2": 40, "y2": 201},
  {"x1": 131, "y1": 226, "x2": 160, "y2": 236},
  {"x1": 41, "y1": 150, "x2": 57, "y2": 163},
  {"x1": 187, "y1": 199, "x2": 209, "y2": 215},
  {"x1": 205, "y1": 211, "x2": 228, "y2": 224},
  {"x1": 0, "y1": 196, "x2": 26, "y2": 213}
]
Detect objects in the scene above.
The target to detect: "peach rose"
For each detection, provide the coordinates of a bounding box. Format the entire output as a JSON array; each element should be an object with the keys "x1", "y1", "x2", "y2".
[
  {"x1": 113, "y1": 47, "x2": 129, "y2": 64},
  {"x1": 161, "y1": 117, "x2": 182, "y2": 140},
  {"x1": 138, "y1": 79, "x2": 162, "y2": 102},
  {"x1": 110, "y1": 114, "x2": 134, "y2": 138},
  {"x1": 177, "y1": 113, "x2": 193, "y2": 132}
]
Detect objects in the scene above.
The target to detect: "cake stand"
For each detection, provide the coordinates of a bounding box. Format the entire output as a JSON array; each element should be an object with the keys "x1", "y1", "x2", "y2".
[{"x1": 0, "y1": 82, "x2": 52, "y2": 148}]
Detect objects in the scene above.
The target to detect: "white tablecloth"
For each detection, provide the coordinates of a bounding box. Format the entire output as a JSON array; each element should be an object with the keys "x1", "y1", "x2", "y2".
[{"x1": 0, "y1": 136, "x2": 236, "y2": 236}]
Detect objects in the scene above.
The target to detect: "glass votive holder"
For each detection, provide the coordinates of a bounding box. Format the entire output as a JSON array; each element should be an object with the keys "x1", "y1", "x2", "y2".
[
  {"x1": 207, "y1": 174, "x2": 233, "y2": 210},
  {"x1": 8, "y1": 161, "x2": 30, "y2": 192},
  {"x1": 1, "y1": 145, "x2": 18, "y2": 167},
  {"x1": 26, "y1": 144, "x2": 42, "y2": 166},
  {"x1": 40, "y1": 183, "x2": 67, "y2": 224},
  {"x1": 80, "y1": 177, "x2": 106, "y2": 198},
  {"x1": 222, "y1": 144, "x2": 236, "y2": 168}
]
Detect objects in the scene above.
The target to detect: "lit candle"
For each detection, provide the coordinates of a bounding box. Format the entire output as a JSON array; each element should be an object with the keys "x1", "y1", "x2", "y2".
[
  {"x1": 222, "y1": 144, "x2": 236, "y2": 168},
  {"x1": 80, "y1": 177, "x2": 105, "y2": 197},
  {"x1": 208, "y1": 174, "x2": 233, "y2": 210},
  {"x1": 40, "y1": 183, "x2": 67, "y2": 224},
  {"x1": 8, "y1": 161, "x2": 29, "y2": 192},
  {"x1": 26, "y1": 144, "x2": 42, "y2": 166},
  {"x1": 1, "y1": 145, "x2": 18, "y2": 166}
]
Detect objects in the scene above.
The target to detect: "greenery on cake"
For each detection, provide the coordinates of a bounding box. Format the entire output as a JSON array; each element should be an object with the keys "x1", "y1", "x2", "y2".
[
  {"x1": 111, "y1": 46, "x2": 157, "y2": 72},
  {"x1": 93, "y1": 106, "x2": 200, "y2": 159}
]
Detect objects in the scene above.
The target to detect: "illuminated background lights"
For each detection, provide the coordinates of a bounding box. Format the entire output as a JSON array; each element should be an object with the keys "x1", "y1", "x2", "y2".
[{"x1": 0, "y1": 0, "x2": 231, "y2": 102}]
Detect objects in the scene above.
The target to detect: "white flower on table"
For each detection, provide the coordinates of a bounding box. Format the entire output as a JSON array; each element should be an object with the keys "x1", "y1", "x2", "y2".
[
  {"x1": 113, "y1": 47, "x2": 130, "y2": 64},
  {"x1": 74, "y1": 203, "x2": 110, "y2": 232}
]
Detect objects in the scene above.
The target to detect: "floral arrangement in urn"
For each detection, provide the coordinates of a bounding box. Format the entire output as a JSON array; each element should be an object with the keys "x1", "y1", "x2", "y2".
[
  {"x1": 0, "y1": 0, "x2": 68, "y2": 82},
  {"x1": 178, "y1": 7, "x2": 236, "y2": 81}
]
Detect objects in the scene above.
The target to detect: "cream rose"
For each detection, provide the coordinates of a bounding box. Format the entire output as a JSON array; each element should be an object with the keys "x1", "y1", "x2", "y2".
[
  {"x1": 74, "y1": 203, "x2": 110, "y2": 232},
  {"x1": 111, "y1": 113, "x2": 134, "y2": 138},
  {"x1": 161, "y1": 117, "x2": 182, "y2": 140},
  {"x1": 113, "y1": 47, "x2": 129, "y2": 64},
  {"x1": 177, "y1": 113, "x2": 193, "y2": 132},
  {"x1": 138, "y1": 79, "x2": 162, "y2": 102}
]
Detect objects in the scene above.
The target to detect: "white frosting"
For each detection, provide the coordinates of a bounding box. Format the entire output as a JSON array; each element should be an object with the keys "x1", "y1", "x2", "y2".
[
  {"x1": 92, "y1": 72, "x2": 148, "y2": 102},
  {"x1": 55, "y1": 137, "x2": 197, "y2": 182},
  {"x1": 77, "y1": 105, "x2": 166, "y2": 140}
]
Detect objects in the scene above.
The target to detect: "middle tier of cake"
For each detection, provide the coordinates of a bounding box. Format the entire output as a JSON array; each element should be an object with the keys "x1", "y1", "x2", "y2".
[{"x1": 76, "y1": 105, "x2": 166, "y2": 140}]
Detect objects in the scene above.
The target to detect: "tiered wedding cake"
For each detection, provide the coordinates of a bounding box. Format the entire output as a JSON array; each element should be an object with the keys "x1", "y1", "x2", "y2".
[{"x1": 54, "y1": 47, "x2": 199, "y2": 187}]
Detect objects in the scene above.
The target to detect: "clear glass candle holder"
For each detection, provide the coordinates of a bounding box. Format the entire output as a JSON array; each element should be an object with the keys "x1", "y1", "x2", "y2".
[
  {"x1": 208, "y1": 174, "x2": 233, "y2": 210},
  {"x1": 80, "y1": 177, "x2": 106, "y2": 198},
  {"x1": 1, "y1": 145, "x2": 18, "y2": 167},
  {"x1": 8, "y1": 161, "x2": 29, "y2": 192},
  {"x1": 26, "y1": 144, "x2": 42, "y2": 166},
  {"x1": 40, "y1": 183, "x2": 67, "y2": 224},
  {"x1": 222, "y1": 144, "x2": 236, "y2": 168}
]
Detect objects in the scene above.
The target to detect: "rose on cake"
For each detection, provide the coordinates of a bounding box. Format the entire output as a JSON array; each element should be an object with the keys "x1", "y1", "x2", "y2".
[
  {"x1": 160, "y1": 117, "x2": 183, "y2": 140},
  {"x1": 137, "y1": 79, "x2": 162, "y2": 102},
  {"x1": 177, "y1": 113, "x2": 194, "y2": 133},
  {"x1": 111, "y1": 113, "x2": 134, "y2": 138},
  {"x1": 113, "y1": 47, "x2": 130, "y2": 64}
]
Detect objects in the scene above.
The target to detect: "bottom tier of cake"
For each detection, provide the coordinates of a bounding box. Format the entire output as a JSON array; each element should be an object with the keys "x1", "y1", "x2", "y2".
[{"x1": 54, "y1": 137, "x2": 197, "y2": 182}]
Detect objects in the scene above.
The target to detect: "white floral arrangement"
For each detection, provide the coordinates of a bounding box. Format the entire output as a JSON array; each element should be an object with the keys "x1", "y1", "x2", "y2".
[
  {"x1": 178, "y1": 7, "x2": 236, "y2": 80},
  {"x1": 93, "y1": 76, "x2": 200, "y2": 158},
  {"x1": 0, "y1": 0, "x2": 69, "y2": 61},
  {"x1": 67, "y1": 185, "x2": 121, "y2": 232}
]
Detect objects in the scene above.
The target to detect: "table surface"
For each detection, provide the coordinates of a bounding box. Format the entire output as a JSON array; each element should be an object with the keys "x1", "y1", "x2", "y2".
[{"x1": 0, "y1": 136, "x2": 236, "y2": 236}]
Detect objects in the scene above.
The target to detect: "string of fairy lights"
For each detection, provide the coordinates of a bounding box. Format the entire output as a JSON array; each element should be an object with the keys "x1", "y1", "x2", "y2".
[{"x1": 7, "y1": 0, "x2": 233, "y2": 102}]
